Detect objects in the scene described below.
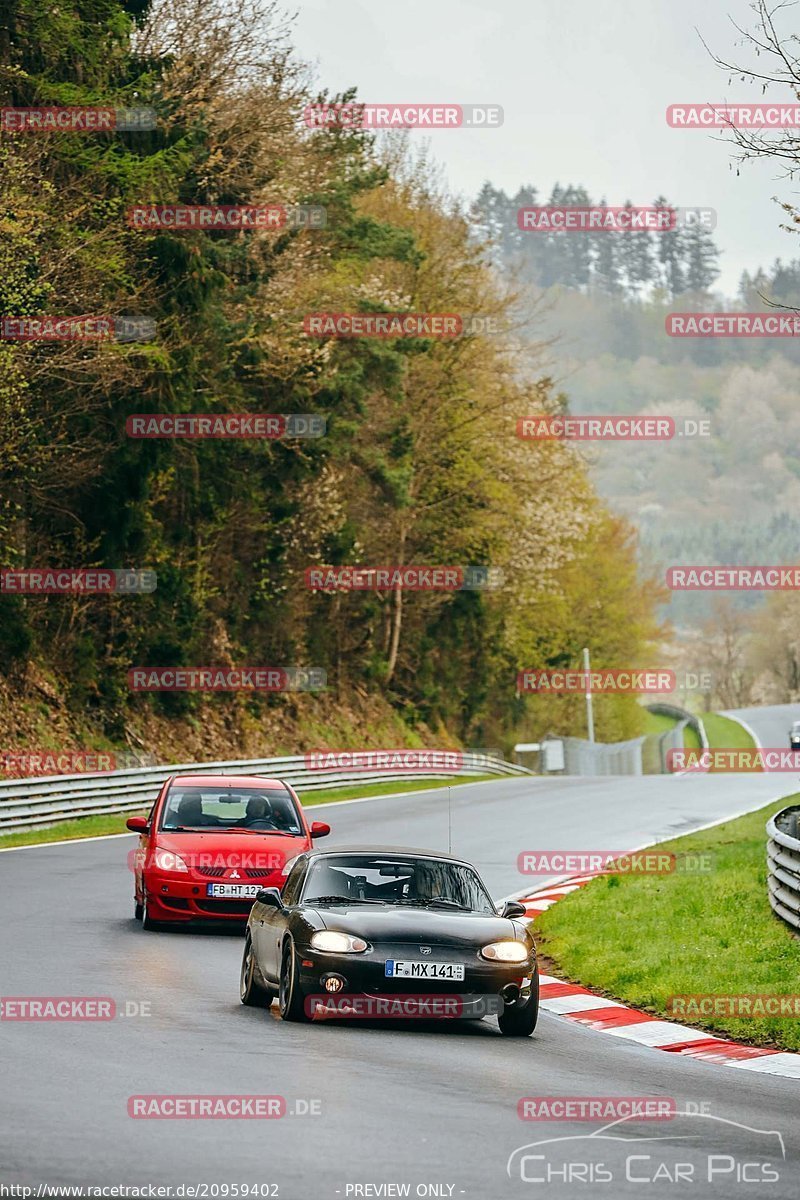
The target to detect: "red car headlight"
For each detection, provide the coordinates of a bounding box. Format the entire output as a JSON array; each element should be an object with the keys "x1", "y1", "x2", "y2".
[{"x1": 154, "y1": 848, "x2": 189, "y2": 873}]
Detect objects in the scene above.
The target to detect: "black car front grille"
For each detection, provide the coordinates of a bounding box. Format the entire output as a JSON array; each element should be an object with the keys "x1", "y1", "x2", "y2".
[
  {"x1": 362, "y1": 976, "x2": 488, "y2": 994},
  {"x1": 195, "y1": 866, "x2": 227, "y2": 878}
]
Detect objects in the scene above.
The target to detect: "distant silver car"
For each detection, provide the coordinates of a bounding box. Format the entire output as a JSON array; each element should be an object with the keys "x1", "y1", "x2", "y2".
[{"x1": 790, "y1": 722, "x2": 800, "y2": 751}]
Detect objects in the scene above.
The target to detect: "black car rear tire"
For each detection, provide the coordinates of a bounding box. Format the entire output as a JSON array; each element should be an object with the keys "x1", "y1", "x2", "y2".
[
  {"x1": 279, "y1": 939, "x2": 311, "y2": 1023},
  {"x1": 134, "y1": 897, "x2": 143, "y2": 921},
  {"x1": 240, "y1": 933, "x2": 274, "y2": 1008},
  {"x1": 498, "y1": 969, "x2": 539, "y2": 1037}
]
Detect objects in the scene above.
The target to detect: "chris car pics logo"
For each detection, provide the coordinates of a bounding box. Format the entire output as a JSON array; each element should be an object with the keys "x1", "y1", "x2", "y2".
[{"x1": 507, "y1": 1112, "x2": 785, "y2": 1186}]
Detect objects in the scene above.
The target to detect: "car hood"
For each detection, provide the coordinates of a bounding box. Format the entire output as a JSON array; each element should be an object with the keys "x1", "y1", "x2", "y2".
[
  {"x1": 156, "y1": 830, "x2": 306, "y2": 870},
  {"x1": 307, "y1": 905, "x2": 526, "y2": 946}
]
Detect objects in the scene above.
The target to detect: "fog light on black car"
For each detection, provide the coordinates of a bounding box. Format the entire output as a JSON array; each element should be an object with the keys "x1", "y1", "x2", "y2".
[{"x1": 322, "y1": 973, "x2": 347, "y2": 993}]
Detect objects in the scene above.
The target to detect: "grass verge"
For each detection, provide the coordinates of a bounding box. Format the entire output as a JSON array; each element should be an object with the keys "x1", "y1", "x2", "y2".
[
  {"x1": 702, "y1": 712, "x2": 757, "y2": 750},
  {"x1": 535, "y1": 794, "x2": 800, "y2": 1050},
  {"x1": 0, "y1": 773, "x2": 499, "y2": 850}
]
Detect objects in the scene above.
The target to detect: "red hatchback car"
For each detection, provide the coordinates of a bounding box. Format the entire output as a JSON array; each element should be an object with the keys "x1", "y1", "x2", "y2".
[{"x1": 127, "y1": 774, "x2": 331, "y2": 929}]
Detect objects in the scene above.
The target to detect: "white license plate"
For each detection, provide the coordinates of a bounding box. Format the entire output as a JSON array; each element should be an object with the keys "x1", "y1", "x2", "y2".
[
  {"x1": 207, "y1": 883, "x2": 260, "y2": 898},
  {"x1": 385, "y1": 960, "x2": 465, "y2": 981}
]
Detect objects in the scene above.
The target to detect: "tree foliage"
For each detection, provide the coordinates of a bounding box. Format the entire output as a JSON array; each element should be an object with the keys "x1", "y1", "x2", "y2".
[{"x1": 0, "y1": 0, "x2": 663, "y2": 747}]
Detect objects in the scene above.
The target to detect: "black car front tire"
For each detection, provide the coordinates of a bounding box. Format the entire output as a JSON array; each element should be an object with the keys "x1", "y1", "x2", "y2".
[
  {"x1": 498, "y1": 969, "x2": 539, "y2": 1037},
  {"x1": 278, "y1": 939, "x2": 311, "y2": 1023},
  {"x1": 240, "y1": 933, "x2": 274, "y2": 1008}
]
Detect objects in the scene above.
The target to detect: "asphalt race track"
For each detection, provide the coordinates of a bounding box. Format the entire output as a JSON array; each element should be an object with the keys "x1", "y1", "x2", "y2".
[{"x1": 2, "y1": 707, "x2": 800, "y2": 1198}]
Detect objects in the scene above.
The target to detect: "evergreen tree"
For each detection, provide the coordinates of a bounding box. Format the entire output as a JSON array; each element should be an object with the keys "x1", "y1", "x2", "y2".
[
  {"x1": 682, "y1": 221, "x2": 721, "y2": 295},
  {"x1": 653, "y1": 195, "x2": 685, "y2": 298},
  {"x1": 589, "y1": 200, "x2": 623, "y2": 296},
  {"x1": 615, "y1": 199, "x2": 656, "y2": 297}
]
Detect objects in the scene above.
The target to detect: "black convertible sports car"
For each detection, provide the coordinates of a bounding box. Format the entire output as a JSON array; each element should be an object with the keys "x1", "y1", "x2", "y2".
[{"x1": 239, "y1": 845, "x2": 539, "y2": 1036}]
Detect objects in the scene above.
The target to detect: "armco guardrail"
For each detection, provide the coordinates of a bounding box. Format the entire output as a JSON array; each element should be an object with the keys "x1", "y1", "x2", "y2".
[
  {"x1": 561, "y1": 735, "x2": 645, "y2": 775},
  {"x1": 767, "y1": 804, "x2": 800, "y2": 934},
  {"x1": 0, "y1": 752, "x2": 531, "y2": 833},
  {"x1": 646, "y1": 703, "x2": 709, "y2": 773}
]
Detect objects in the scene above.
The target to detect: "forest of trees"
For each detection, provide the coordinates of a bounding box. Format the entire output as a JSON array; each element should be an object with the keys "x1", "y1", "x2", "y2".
[
  {"x1": 467, "y1": 174, "x2": 800, "y2": 632},
  {"x1": 471, "y1": 182, "x2": 722, "y2": 299},
  {"x1": 0, "y1": 0, "x2": 666, "y2": 753}
]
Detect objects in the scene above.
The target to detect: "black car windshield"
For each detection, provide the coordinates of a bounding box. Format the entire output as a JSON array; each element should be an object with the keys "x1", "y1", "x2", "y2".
[
  {"x1": 160, "y1": 786, "x2": 302, "y2": 834},
  {"x1": 302, "y1": 854, "x2": 495, "y2": 913}
]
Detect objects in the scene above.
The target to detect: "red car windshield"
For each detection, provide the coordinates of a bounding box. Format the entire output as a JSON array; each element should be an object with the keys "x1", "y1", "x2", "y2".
[{"x1": 160, "y1": 785, "x2": 303, "y2": 835}]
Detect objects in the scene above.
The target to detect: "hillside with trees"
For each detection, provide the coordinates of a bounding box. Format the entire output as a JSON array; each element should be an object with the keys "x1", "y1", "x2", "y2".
[
  {"x1": 471, "y1": 183, "x2": 800, "y2": 630},
  {"x1": 0, "y1": 0, "x2": 665, "y2": 760}
]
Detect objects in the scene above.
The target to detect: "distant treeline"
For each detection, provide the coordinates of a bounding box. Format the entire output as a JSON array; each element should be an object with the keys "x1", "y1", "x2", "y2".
[{"x1": 471, "y1": 182, "x2": 721, "y2": 299}]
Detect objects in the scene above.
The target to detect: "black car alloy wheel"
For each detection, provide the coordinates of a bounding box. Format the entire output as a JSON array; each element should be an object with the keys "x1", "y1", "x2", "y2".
[{"x1": 279, "y1": 939, "x2": 310, "y2": 1023}]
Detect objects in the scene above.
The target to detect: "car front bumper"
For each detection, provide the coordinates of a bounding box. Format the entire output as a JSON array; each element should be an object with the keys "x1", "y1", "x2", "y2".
[
  {"x1": 143, "y1": 869, "x2": 284, "y2": 922},
  {"x1": 295, "y1": 943, "x2": 537, "y2": 1014}
]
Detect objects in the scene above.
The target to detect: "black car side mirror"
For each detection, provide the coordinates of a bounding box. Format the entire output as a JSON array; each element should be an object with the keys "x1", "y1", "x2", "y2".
[
  {"x1": 256, "y1": 887, "x2": 284, "y2": 909},
  {"x1": 501, "y1": 899, "x2": 527, "y2": 918}
]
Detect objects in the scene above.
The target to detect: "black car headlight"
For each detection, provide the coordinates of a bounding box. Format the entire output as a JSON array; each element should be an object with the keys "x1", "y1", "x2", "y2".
[
  {"x1": 480, "y1": 940, "x2": 530, "y2": 963},
  {"x1": 310, "y1": 931, "x2": 369, "y2": 953}
]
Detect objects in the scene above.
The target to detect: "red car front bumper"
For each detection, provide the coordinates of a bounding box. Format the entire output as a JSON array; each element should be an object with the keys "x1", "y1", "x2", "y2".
[{"x1": 142, "y1": 870, "x2": 285, "y2": 922}]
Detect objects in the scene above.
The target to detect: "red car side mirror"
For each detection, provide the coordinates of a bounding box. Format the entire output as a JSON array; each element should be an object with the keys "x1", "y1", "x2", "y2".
[
  {"x1": 310, "y1": 821, "x2": 330, "y2": 838},
  {"x1": 126, "y1": 816, "x2": 149, "y2": 833}
]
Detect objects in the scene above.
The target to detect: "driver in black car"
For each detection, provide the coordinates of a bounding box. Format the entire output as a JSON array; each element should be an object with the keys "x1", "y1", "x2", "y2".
[{"x1": 413, "y1": 862, "x2": 445, "y2": 903}]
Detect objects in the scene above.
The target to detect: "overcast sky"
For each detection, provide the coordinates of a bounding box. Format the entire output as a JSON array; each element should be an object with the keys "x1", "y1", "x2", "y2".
[{"x1": 291, "y1": 0, "x2": 800, "y2": 294}]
